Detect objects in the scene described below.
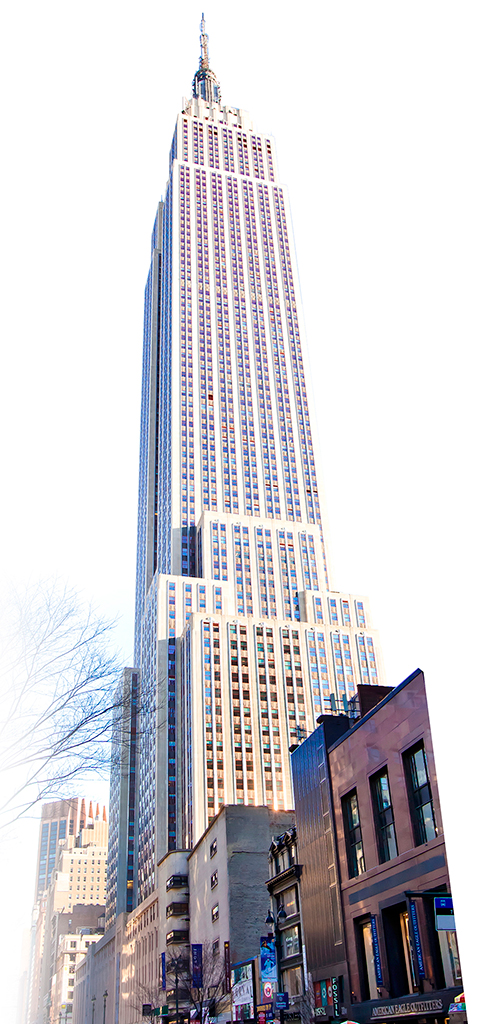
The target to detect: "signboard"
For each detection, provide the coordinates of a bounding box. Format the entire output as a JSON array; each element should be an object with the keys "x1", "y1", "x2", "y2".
[
  {"x1": 192, "y1": 944, "x2": 203, "y2": 989},
  {"x1": 434, "y1": 896, "x2": 455, "y2": 931},
  {"x1": 161, "y1": 952, "x2": 166, "y2": 991},
  {"x1": 331, "y1": 979, "x2": 340, "y2": 1020},
  {"x1": 257, "y1": 1007, "x2": 267, "y2": 1024},
  {"x1": 232, "y1": 978, "x2": 254, "y2": 1005},
  {"x1": 231, "y1": 962, "x2": 254, "y2": 1022},
  {"x1": 370, "y1": 997, "x2": 444, "y2": 1017},
  {"x1": 276, "y1": 994, "x2": 289, "y2": 1010},
  {"x1": 370, "y1": 916, "x2": 383, "y2": 986},
  {"x1": 260, "y1": 937, "x2": 278, "y2": 988},
  {"x1": 408, "y1": 900, "x2": 426, "y2": 979}
]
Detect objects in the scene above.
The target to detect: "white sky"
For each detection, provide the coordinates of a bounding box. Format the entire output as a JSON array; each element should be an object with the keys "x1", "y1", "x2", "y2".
[{"x1": 0, "y1": 1, "x2": 482, "y2": 1018}]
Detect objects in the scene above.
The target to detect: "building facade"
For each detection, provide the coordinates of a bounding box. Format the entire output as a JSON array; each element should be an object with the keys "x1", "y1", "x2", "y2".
[
  {"x1": 26, "y1": 802, "x2": 108, "y2": 1024},
  {"x1": 291, "y1": 670, "x2": 463, "y2": 1024},
  {"x1": 128, "y1": 15, "x2": 386, "y2": 914}
]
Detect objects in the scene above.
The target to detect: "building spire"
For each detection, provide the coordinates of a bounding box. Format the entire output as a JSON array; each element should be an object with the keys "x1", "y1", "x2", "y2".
[
  {"x1": 200, "y1": 13, "x2": 209, "y2": 70},
  {"x1": 192, "y1": 13, "x2": 221, "y2": 105}
]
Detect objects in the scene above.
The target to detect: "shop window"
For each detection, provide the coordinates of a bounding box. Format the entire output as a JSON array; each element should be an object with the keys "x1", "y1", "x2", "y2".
[
  {"x1": 355, "y1": 918, "x2": 380, "y2": 1001},
  {"x1": 381, "y1": 902, "x2": 416, "y2": 998}
]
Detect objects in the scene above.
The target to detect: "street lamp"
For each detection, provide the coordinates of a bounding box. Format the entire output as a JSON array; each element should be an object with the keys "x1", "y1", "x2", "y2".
[
  {"x1": 265, "y1": 906, "x2": 288, "y2": 1024},
  {"x1": 91, "y1": 995, "x2": 96, "y2": 1024},
  {"x1": 102, "y1": 991, "x2": 108, "y2": 1024}
]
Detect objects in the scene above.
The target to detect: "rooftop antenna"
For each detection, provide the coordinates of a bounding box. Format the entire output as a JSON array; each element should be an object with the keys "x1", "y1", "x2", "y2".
[{"x1": 200, "y1": 12, "x2": 209, "y2": 69}]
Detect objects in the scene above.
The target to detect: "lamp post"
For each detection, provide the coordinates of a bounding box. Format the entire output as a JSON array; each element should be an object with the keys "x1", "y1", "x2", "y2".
[
  {"x1": 102, "y1": 991, "x2": 108, "y2": 1024},
  {"x1": 265, "y1": 906, "x2": 287, "y2": 1024},
  {"x1": 91, "y1": 994, "x2": 96, "y2": 1024}
]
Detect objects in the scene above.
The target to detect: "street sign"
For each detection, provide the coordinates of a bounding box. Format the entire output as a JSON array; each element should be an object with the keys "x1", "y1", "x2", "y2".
[{"x1": 434, "y1": 896, "x2": 455, "y2": 931}]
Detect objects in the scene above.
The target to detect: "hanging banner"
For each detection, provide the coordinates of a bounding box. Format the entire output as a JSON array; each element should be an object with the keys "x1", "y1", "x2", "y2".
[
  {"x1": 370, "y1": 916, "x2": 383, "y2": 986},
  {"x1": 331, "y1": 979, "x2": 340, "y2": 1020},
  {"x1": 192, "y1": 943, "x2": 204, "y2": 988},
  {"x1": 161, "y1": 952, "x2": 166, "y2": 991},
  {"x1": 260, "y1": 937, "x2": 278, "y2": 988},
  {"x1": 409, "y1": 900, "x2": 426, "y2": 979},
  {"x1": 224, "y1": 942, "x2": 231, "y2": 991}
]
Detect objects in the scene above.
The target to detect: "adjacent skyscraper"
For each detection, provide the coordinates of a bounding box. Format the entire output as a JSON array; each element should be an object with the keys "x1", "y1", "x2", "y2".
[{"x1": 131, "y1": 17, "x2": 385, "y2": 907}]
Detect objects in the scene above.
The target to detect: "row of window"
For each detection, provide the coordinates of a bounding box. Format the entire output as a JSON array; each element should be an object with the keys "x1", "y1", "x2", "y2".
[{"x1": 342, "y1": 742, "x2": 437, "y2": 879}]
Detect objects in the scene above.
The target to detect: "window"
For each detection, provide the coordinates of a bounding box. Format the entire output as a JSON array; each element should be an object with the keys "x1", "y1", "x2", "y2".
[
  {"x1": 370, "y1": 768, "x2": 398, "y2": 862},
  {"x1": 210, "y1": 870, "x2": 218, "y2": 889},
  {"x1": 212, "y1": 938, "x2": 220, "y2": 956},
  {"x1": 282, "y1": 926, "x2": 300, "y2": 958},
  {"x1": 403, "y1": 742, "x2": 437, "y2": 845},
  {"x1": 211, "y1": 903, "x2": 219, "y2": 922},
  {"x1": 342, "y1": 790, "x2": 365, "y2": 878},
  {"x1": 210, "y1": 839, "x2": 217, "y2": 858}
]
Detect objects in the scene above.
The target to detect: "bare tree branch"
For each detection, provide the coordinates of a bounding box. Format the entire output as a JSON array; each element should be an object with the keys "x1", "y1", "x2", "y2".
[{"x1": 0, "y1": 578, "x2": 125, "y2": 828}]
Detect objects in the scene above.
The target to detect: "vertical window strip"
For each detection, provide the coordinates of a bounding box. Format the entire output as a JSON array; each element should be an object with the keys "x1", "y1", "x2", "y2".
[
  {"x1": 307, "y1": 630, "x2": 322, "y2": 718},
  {"x1": 273, "y1": 187, "x2": 329, "y2": 582},
  {"x1": 341, "y1": 634, "x2": 356, "y2": 696},
  {"x1": 211, "y1": 172, "x2": 238, "y2": 513},
  {"x1": 281, "y1": 626, "x2": 306, "y2": 745},
  {"x1": 257, "y1": 183, "x2": 297, "y2": 520},
  {"x1": 331, "y1": 633, "x2": 346, "y2": 696},
  {"x1": 242, "y1": 180, "x2": 279, "y2": 518},
  {"x1": 341, "y1": 599, "x2": 351, "y2": 626},
  {"x1": 266, "y1": 140, "x2": 275, "y2": 181},
  {"x1": 356, "y1": 600, "x2": 366, "y2": 628},
  {"x1": 167, "y1": 585, "x2": 177, "y2": 849},
  {"x1": 256, "y1": 625, "x2": 282, "y2": 808},
  {"x1": 196, "y1": 168, "x2": 216, "y2": 512},
  {"x1": 265, "y1": 530, "x2": 277, "y2": 619},
  {"x1": 230, "y1": 622, "x2": 252, "y2": 805},
  {"x1": 226, "y1": 176, "x2": 260, "y2": 516},
  {"x1": 179, "y1": 166, "x2": 195, "y2": 573},
  {"x1": 256, "y1": 528, "x2": 269, "y2": 618},
  {"x1": 357, "y1": 635, "x2": 370, "y2": 684},
  {"x1": 308, "y1": 534, "x2": 319, "y2": 589}
]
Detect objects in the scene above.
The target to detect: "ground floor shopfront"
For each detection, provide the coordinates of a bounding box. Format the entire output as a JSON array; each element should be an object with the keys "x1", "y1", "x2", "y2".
[{"x1": 336, "y1": 986, "x2": 463, "y2": 1024}]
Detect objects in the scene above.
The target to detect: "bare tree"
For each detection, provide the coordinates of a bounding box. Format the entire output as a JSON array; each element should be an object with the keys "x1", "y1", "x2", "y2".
[
  {"x1": 164, "y1": 943, "x2": 229, "y2": 1024},
  {"x1": 0, "y1": 578, "x2": 124, "y2": 828}
]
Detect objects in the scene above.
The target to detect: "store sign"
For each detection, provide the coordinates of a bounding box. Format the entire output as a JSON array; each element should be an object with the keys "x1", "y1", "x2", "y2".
[
  {"x1": 408, "y1": 900, "x2": 426, "y2": 979},
  {"x1": 370, "y1": 998, "x2": 444, "y2": 1017},
  {"x1": 370, "y1": 916, "x2": 383, "y2": 986},
  {"x1": 331, "y1": 979, "x2": 340, "y2": 1020}
]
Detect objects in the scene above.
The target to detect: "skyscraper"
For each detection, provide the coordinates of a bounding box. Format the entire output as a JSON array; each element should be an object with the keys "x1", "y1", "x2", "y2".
[{"x1": 132, "y1": 17, "x2": 385, "y2": 906}]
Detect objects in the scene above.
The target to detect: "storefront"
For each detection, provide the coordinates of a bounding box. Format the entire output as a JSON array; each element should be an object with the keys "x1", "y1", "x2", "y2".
[{"x1": 342, "y1": 987, "x2": 463, "y2": 1024}]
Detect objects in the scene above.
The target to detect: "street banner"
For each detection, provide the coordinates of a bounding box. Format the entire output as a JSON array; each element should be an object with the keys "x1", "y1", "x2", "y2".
[
  {"x1": 192, "y1": 943, "x2": 203, "y2": 988},
  {"x1": 224, "y1": 942, "x2": 231, "y2": 991},
  {"x1": 260, "y1": 937, "x2": 277, "y2": 987},
  {"x1": 161, "y1": 952, "x2": 166, "y2": 991}
]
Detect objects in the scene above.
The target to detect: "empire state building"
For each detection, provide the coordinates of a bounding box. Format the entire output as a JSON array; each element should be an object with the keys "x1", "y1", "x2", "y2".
[{"x1": 128, "y1": 17, "x2": 385, "y2": 907}]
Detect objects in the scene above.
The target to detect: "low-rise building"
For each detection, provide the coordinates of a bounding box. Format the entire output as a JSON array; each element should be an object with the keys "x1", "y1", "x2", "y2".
[{"x1": 291, "y1": 670, "x2": 463, "y2": 1024}]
